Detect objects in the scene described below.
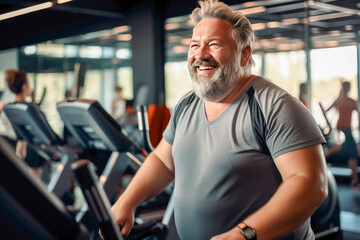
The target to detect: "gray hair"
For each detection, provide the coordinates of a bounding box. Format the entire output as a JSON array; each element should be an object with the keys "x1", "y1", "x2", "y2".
[{"x1": 191, "y1": 0, "x2": 255, "y2": 68}]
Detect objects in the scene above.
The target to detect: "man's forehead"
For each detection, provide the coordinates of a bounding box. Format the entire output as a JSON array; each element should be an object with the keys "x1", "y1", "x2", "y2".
[{"x1": 192, "y1": 18, "x2": 233, "y2": 38}]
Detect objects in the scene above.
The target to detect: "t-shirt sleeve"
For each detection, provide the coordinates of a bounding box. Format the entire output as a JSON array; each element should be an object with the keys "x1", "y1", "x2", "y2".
[
  {"x1": 163, "y1": 111, "x2": 176, "y2": 145},
  {"x1": 163, "y1": 91, "x2": 195, "y2": 145},
  {"x1": 266, "y1": 94, "x2": 326, "y2": 159}
]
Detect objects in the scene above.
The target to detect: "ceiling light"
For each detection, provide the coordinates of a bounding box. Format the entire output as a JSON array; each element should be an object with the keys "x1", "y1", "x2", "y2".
[
  {"x1": 112, "y1": 26, "x2": 129, "y2": 34},
  {"x1": 173, "y1": 46, "x2": 188, "y2": 54},
  {"x1": 238, "y1": 6, "x2": 266, "y2": 15},
  {"x1": 24, "y1": 45, "x2": 37, "y2": 55},
  {"x1": 116, "y1": 34, "x2": 132, "y2": 41},
  {"x1": 309, "y1": 12, "x2": 352, "y2": 22},
  {"x1": 267, "y1": 21, "x2": 279, "y2": 28},
  {"x1": 282, "y1": 18, "x2": 300, "y2": 25},
  {"x1": 329, "y1": 30, "x2": 340, "y2": 36},
  {"x1": 307, "y1": 0, "x2": 315, "y2": 6},
  {"x1": 313, "y1": 40, "x2": 339, "y2": 48},
  {"x1": 252, "y1": 23, "x2": 266, "y2": 31},
  {"x1": 181, "y1": 38, "x2": 192, "y2": 46},
  {"x1": 57, "y1": 0, "x2": 73, "y2": 4},
  {"x1": 165, "y1": 23, "x2": 180, "y2": 30},
  {"x1": 272, "y1": 37, "x2": 290, "y2": 42},
  {"x1": 242, "y1": 2, "x2": 256, "y2": 8},
  {"x1": 345, "y1": 25, "x2": 353, "y2": 31},
  {"x1": 0, "y1": 2, "x2": 53, "y2": 21}
]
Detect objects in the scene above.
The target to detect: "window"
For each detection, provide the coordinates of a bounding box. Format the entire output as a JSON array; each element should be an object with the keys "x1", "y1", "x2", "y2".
[
  {"x1": 311, "y1": 46, "x2": 358, "y2": 142},
  {"x1": 82, "y1": 70, "x2": 102, "y2": 102},
  {"x1": 117, "y1": 67, "x2": 133, "y2": 100},
  {"x1": 165, "y1": 61, "x2": 192, "y2": 109},
  {"x1": 264, "y1": 51, "x2": 306, "y2": 97},
  {"x1": 35, "y1": 73, "x2": 66, "y2": 134}
]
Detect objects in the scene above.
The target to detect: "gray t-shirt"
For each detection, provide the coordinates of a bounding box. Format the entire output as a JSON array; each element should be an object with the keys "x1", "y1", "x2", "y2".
[{"x1": 163, "y1": 76, "x2": 325, "y2": 240}]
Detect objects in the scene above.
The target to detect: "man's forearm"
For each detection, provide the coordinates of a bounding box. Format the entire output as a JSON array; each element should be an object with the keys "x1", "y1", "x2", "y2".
[
  {"x1": 116, "y1": 151, "x2": 174, "y2": 210},
  {"x1": 243, "y1": 174, "x2": 327, "y2": 239}
]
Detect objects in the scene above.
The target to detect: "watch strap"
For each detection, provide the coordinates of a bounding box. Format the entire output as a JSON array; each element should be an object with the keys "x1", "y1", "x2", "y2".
[{"x1": 237, "y1": 223, "x2": 257, "y2": 240}]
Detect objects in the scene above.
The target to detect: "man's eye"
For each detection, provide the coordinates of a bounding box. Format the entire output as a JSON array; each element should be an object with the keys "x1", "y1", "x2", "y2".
[
  {"x1": 191, "y1": 44, "x2": 199, "y2": 48},
  {"x1": 210, "y1": 43, "x2": 219, "y2": 46}
]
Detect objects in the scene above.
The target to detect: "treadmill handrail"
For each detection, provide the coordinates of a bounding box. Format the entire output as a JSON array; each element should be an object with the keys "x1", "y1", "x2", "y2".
[
  {"x1": 136, "y1": 105, "x2": 155, "y2": 153},
  {"x1": 72, "y1": 159, "x2": 124, "y2": 240}
]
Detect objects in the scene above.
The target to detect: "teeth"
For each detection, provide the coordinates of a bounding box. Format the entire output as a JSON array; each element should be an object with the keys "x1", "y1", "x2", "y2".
[{"x1": 198, "y1": 66, "x2": 215, "y2": 70}]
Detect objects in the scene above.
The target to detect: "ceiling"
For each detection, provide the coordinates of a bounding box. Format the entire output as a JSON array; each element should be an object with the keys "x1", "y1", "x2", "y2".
[{"x1": 0, "y1": 0, "x2": 359, "y2": 61}]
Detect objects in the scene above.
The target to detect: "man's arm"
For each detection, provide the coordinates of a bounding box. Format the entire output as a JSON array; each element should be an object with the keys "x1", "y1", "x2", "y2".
[
  {"x1": 16, "y1": 140, "x2": 26, "y2": 159},
  {"x1": 111, "y1": 138, "x2": 174, "y2": 236},
  {"x1": 324, "y1": 99, "x2": 338, "y2": 112},
  {"x1": 211, "y1": 144, "x2": 328, "y2": 240}
]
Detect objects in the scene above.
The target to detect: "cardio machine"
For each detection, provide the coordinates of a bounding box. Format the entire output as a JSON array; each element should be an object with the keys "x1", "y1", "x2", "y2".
[
  {"x1": 58, "y1": 100, "x2": 177, "y2": 240},
  {"x1": 3, "y1": 101, "x2": 76, "y2": 199},
  {"x1": 318, "y1": 102, "x2": 360, "y2": 178},
  {"x1": 0, "y1": 136, "x2": 91, "y2": 240},
  {"x1": 57, "y1": 99, "x2": 143, "y2": 229}
]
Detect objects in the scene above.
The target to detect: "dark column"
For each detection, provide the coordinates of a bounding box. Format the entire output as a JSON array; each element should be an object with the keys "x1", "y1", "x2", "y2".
[{"x1": 130, "y1": 1, "x2": 166, "y2": 105}]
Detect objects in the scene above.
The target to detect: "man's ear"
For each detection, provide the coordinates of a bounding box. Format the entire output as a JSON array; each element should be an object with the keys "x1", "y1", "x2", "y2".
[{"x1": 240, "y1": 46, "x2": 252, "y2": 66}]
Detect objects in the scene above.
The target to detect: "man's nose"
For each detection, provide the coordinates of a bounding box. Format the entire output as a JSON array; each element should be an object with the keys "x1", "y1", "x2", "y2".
[{"x1": 195, "y1": 45, "x2": 211, "y2": 60}]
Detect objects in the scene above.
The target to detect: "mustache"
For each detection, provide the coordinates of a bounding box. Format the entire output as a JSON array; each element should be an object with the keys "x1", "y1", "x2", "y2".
[{"x1": 192, "y1": 59, "x2": 220, "y2": 68}]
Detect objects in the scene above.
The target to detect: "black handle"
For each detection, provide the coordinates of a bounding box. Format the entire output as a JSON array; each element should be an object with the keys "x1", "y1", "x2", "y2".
[
  {"x1": 136, "y1": 105, "x2": 155, "y2": 153},
  {"x1": 71, "y1": 160, "x2": 124, "y2": 240}
]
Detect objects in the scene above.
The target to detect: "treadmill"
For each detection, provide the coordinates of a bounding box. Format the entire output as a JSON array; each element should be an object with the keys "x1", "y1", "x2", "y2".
[
  {"x1": 57, "y1": 99, "x2": 141, "y2": 226},
  {"x1": 0, "y1": 136, "x2": 90, "y2": 240},
  {"x1": 3, "y1": 101, "x2": 75, "y2": 198}
]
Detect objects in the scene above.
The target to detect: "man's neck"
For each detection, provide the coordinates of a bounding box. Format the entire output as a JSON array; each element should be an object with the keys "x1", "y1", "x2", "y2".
[{"x1": 204, "y1": 74, "x2": 255, "y2": 122}]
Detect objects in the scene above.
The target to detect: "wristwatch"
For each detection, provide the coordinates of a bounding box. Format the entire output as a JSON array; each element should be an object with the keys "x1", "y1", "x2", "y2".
[{"x1": 237, "y1": 223, "x2": 257, "y2": 240}]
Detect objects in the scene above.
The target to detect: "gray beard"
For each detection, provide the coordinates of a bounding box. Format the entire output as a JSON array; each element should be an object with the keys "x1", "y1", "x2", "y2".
[{"x1": 188, "y1": 55, "x2": 244, "y2": 102}]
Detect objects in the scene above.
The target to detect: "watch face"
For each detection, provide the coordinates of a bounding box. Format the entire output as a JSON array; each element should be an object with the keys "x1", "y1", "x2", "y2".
[{"x1": 244, "y1": 228, "x2": 256, "y2": 238}]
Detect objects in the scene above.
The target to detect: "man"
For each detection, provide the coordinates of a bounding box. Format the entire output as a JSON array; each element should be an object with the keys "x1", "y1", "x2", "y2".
[{"x1": 110, "y1": 0, "x2": 328, "y2": 239}]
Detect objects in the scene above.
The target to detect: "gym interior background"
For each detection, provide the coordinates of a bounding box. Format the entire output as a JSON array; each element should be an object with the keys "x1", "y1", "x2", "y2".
[{"x1": 0, "y1": 0, "x2": 360, "y2": 239}]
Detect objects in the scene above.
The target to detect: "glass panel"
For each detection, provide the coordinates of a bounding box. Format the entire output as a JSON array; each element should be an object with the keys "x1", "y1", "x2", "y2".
[
  {"x1": 264, "y1": 50, "x2": 306, "y2": 97},
  {"x1": 117, "y1": 67, "x2": 133, "y2": 100},
  {"x1": 311, "y1": 46, "x2": 358, "y2": 142},
  {"x1": 82, "y1": 70, "x2": 102, "y2": 102},
  {"x1": 37, "y1": 44, "x2": 65, "y2": 58},
  {"x1": 35, "y1": 73, "x2": 66, "y2": 134},
  {"x1": 165, "y1": 61, "x2": 192, "y2": 109},
  {"x1": 252, "y1": 53, "x2": 262, "y2": 76}
]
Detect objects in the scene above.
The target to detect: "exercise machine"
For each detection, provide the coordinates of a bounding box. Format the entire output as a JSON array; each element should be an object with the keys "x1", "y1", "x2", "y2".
[
  {"x1": 57, "y1": 99, "x2": 142, "y2": 229},
  {"x1": 318, "y1": 102, "x2": 360, "y2": 178},
  {"x1": 312, "y1": 169, "x2": 342, "y2": 240},
  {"x1": 3, "y1": 101, "x2": 76, "y2": 199},
  {"x1": 72, "y1": 159, "x2": 174, "y2": 240},
  {"x1": 0, "y1": 136, "x2": 90, "y2": 240}
]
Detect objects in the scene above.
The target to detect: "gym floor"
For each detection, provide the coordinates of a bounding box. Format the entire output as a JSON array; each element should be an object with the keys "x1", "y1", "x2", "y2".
[{"x1": 337, "y1": 182, "x2": 360, "y2": 240}]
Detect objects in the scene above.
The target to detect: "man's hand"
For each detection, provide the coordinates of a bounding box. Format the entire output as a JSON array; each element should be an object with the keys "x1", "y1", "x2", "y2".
[
  {"x1": 99, "y1": 198, "x2": 135, "y2": 239},
  {"x1": 210, "y1": 227, "x2": 245, "y2": 240},
  {"x1": 111, "y1": 199, "x2": 135, "y2": 237}
]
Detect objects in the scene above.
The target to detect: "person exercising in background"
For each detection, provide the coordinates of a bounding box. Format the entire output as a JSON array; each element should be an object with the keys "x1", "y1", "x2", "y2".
[
  {"x1": 111, "y1": 86, "x2": 126, "y2": 121},
  {"x1": 109, "y1": 1, "x2": 328, "y2": 239},
  {"x1": 3, "y1": 69, "x2": 45, "y2": 179},
  {"x1": 325, "y1": 81, "x2": 360, "y2": 191}
]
